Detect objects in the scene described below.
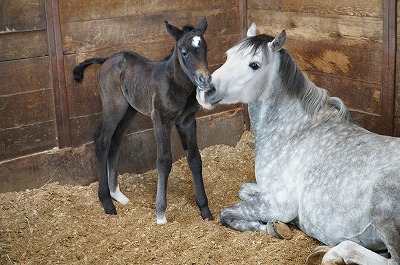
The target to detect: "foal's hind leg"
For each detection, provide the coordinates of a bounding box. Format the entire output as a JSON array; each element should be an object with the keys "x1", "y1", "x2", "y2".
[
  {"x1": 176, "y1": 117, "x2": 213, "y2": 221},
  {"x1": 107, "y1": 106, "x2": 137, "y2": 205},
  {"x1": 95, "y1": 101, "x2": 130, "y2": 214}
]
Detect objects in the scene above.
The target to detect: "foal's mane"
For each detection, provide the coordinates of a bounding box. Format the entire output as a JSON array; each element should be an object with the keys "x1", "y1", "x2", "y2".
[
  {"x1": 239, "y1": 35, "x2": 351, "y2": 121},
  {"x1": 163, "y1": 25, "x2": 198, "y2": 61}
]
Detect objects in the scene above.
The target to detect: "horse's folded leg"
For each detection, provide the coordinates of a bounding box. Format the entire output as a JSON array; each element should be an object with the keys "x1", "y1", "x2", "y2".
[
  {"x1": 306, "y1": 246, "x2": 333, "y2": 265},
  {"x1": 266, "y1": 220, "x2": 293, "y2": 240}
]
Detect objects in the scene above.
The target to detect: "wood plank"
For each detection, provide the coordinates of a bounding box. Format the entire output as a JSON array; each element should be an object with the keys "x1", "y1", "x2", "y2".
[
  {"x1": 0, "y1": 0, "x2": 46, "y2": 33},
  {"x1": 0, "y1": 30, "x2": 48, "y2": 61},
  {"x1": 350, "y1": 110, "x2": 385, "y2": 135},
  {"x1": 0, "y1": 57, "x2": 50, "y2": 96},
  {"x1": 307, "y1": 72, "x2": 382, "y2": 115},
  {"x1": 68, "y1": 102, "x2": 241, "y2": 147},
  {"x1": 0, "y1": 108, "x2": 244, "y2": 192},
  {"x1": 61, "y1": 9, "x2": 240, "y2": 55},
  {"x1": 58, "y1": 0, "x2": 238, "y2": 23},
  {"x1": 0, "y1": 89, "x2": 56, "y2": 129},
  {"x1": 249, "y1": 9, "x2": 383, "y2": 50},
  {"x1": 63, "y1": 32, "x2": 241, "y2": 118},
  {"x1": 248, "y1": 0, "x2": 383, "y2": 17},
  {"x1": 0, "y1": 121, "x2": 57, "y2": 161},
  {"x1": 288, "y1": 40, "x2": 383, "y2": 83}
]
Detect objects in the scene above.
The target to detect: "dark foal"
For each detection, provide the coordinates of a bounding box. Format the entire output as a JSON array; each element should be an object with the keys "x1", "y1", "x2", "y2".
[{"x1": 73, "y1": 17, "x2": 213, "y2": 224}]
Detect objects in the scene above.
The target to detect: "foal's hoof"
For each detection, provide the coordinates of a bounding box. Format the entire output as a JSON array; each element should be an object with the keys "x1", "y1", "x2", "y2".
[
  {"x1": 103, "y1": 203, "x2": 117, "y2": 215},
  {"x1": 306, "y1": 246, "x2": 332, "y2": 265},
  {"x1": 266, "y1": 221, "x2": 293, "y2": 240},
  {"x1": 201, "y1": 207, "x2": 214, "y2": 221}
]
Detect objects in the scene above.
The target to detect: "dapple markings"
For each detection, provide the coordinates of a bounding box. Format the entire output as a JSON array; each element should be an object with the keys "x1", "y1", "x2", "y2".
[
  {"x1": 197, "y1": 22, "x2": 400, "y2": 265},
  {"x1": 73, "y1": 18, "x2": 213, "y2": 224}
]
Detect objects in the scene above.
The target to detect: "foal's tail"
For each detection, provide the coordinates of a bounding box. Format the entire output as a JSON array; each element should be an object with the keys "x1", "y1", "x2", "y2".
[{"x1": 73, "y1": 57, "x2": 108, "y2": 82}]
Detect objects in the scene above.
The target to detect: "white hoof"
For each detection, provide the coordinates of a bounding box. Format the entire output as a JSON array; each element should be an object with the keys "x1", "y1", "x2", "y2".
[
  {"x1": 156, "y1": 213, "x2": 167, "y2": 225},
  {"x1": 110, "y1": 186, "x2": 129, "y2": 205}
]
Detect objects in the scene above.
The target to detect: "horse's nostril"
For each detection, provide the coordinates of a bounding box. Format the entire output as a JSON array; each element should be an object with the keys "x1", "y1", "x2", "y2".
[
  {"x1": 199, "y1": 75, "x2": 205, "y2": 84},
  {"x1": 206, "y1": 86, "x2": 216, "y2": 96}
]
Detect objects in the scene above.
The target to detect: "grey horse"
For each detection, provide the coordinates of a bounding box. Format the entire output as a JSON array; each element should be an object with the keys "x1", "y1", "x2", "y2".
[{"x1": 197, "y1": 22, "x2": 400, "y2": 265}]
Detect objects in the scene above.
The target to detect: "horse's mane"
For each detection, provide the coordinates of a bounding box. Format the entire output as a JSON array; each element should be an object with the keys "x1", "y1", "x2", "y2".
[
  {"x1": 162, "y1": 25, "x2": 197, "y2": 61},
  {"x1": 239, "y1": 34, "x2": 351, "y2": 121}
]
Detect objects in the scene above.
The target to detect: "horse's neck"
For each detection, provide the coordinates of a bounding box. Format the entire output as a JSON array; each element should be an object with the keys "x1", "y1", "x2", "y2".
[
  {"x1": 165, "y1": 49, "x2": 195, "y2": 94},
  {"x1": 249, "y1": 94, "x2": 309, "y2": 143}
]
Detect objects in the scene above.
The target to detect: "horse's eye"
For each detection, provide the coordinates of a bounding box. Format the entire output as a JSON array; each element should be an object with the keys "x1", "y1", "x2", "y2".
[
  {"x1": 181, "y1": 50, "x2": 189, "y2": 58},
  {"x1": 249, "y1": 62, "x2": 260, "y2": 70}
]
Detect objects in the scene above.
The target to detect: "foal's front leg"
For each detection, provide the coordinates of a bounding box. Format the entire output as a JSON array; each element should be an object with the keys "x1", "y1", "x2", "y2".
[
  {"x1": 176, "y1": 118, "x2": 213, "y2": 221},
  {"x1": 153, "y1": 119, "x2": 174, "y2": 224}
]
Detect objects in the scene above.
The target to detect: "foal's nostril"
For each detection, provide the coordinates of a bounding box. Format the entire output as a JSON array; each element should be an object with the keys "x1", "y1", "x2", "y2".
[
  {"x1": 199, "y1": 75, "x2": 205, "y2": 84},
  {"x1": 198, "y1": 73, "x2": 211, "y2": 87}
]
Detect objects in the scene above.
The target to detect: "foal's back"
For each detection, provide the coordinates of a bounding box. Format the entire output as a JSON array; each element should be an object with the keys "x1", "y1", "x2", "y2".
[{"x1": 97, "y1": 51, "x2": 171, "y2": 116}]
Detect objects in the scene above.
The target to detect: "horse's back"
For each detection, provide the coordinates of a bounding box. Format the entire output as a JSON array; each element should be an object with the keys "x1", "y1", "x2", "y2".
[{"x1": 97, "y1": 51, "x2": 162, "y2": 115}]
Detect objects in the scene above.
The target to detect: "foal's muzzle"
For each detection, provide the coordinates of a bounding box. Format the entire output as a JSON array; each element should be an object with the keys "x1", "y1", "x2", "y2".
[{"x1": 196, "y1": 73, "x2": 212, "y2": 90}]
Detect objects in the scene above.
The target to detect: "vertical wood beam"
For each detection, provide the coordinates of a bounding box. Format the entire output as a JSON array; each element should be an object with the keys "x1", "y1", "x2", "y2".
[
  {"x1": 239, "y1": 0, "x2": 251, "y2": 131},
  {"x1": 382, "y1": 0, "x2": 397, "y2": 136},
  {"x1": 45, "y1": 0, "x2": 71, "y2": 147}
]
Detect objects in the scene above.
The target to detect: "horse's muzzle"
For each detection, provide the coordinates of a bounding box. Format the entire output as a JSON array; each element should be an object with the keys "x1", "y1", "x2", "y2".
[
  {"x1": 196, "y1": 73, "x2": 212, "y2": 90},
  {"x1": 196, "y1": 85, "x2": 219, "y2": 109}
]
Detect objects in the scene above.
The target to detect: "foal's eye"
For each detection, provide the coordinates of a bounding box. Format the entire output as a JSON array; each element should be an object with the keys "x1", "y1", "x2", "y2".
[
  {"x1": 181, "y1": 50, "x2": 189, "y2": 58},
  {"x1": 249, "y1": 62, "x2": 260, "y2": 70}
]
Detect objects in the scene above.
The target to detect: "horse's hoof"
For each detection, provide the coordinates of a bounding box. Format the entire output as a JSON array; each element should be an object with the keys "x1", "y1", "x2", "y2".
[
  {"x1": 156, "y1": 213, "x2": 167, "y2": 224},
  {"x1": 306, "y1": 246, "x2": 332, "y2": 265},
  {"x1": 266, "y1": 220, "x2": 293, "y2": 240},
  {"x1": 201, "y1": 207, "x2": 213, "y2": 221},
  {"x1": 105, "y1": 207, "x2": 117, "y2": 215},
  {"x1": 103, "y1": 202, "x2": 117, "y2": 215}
]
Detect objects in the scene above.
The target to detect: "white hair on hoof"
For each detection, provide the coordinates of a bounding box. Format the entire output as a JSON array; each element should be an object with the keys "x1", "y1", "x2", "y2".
[
  {"x1": 110, "y1": 185, "x2": 129, "y2": 205},
  {"x1": 156, "y1": 213, "x2": 167, "y2": 225}
]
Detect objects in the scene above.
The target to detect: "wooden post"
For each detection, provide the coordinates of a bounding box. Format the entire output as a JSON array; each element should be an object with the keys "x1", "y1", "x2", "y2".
[
  {"x1": 382, "y1": 0, "x2": 397, "y2": 136},
  {"x1": 45, "y1": 0, "x2": 72, "y2": 147}
]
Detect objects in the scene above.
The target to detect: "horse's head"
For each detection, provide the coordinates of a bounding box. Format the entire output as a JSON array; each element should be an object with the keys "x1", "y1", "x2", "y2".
[
  {"x1": 165, "y1": 17, "x2": 211, "y2": 90},
  {"x1": 196, "y1": 23, "x2": 286, "y2": 109}
]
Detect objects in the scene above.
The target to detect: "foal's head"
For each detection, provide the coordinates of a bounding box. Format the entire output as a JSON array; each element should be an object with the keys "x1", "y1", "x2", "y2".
[
  {"x1": 165, "y1": 17, "x2": 211, "y2": 90},
  {"x1": 196, "y1": 23, "x2": 286, "y2": 109}
]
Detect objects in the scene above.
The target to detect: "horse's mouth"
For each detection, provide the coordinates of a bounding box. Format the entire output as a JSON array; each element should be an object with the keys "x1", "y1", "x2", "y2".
[{"x1": 196, "y1": 87, "x2": 221, "y2": 109}]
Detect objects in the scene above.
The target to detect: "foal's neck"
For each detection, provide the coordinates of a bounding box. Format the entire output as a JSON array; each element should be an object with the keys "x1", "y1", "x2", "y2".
[{"x1": 166, "y1": 47, "x2": 195, "y2": 94}]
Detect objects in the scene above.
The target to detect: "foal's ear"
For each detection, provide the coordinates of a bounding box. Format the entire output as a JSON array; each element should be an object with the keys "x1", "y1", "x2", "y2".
[
  {"x1": 269, "y1": 30, "x2": 286, "y2": 52},
  {"x1": 197, "y1": 17, "x2": 208, "y2": 34},
  {"x1": 165, "y1": 20, "x2": 184, "y2": 41},
  {"x1": 247, "y1": 22, "x2": 257, "y2": 37}
]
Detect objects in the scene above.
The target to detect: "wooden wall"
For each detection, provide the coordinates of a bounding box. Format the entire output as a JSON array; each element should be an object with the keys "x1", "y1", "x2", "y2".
[
  {"x1": 0, "y1": 0, "x2": 246, "y2": 192},
  {"x1": 1, "y1": 0, "x2": 398, "y2": 192},
  {"x1": 395, "y1": 1, "x2": 400, "y2": 135},
  {"x1": 60, "y1": 0, "x2": 244, "y2": 147},
  {"x1": 0, "y1": 0, "x2": 58, "y2": 161},
  {"x1": 248, "y1": 0, "x2": 395, "y2": 135}
]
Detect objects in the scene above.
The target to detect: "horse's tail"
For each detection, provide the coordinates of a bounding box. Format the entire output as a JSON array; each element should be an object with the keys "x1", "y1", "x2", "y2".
[{"x1": 73, "y1": 57, "x2": 108, "y2": 82}]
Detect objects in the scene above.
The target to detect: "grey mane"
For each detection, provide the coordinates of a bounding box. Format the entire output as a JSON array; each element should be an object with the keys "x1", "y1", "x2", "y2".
[{"x1": 239, "y1": 35, "x2": 351, "y2": 121}]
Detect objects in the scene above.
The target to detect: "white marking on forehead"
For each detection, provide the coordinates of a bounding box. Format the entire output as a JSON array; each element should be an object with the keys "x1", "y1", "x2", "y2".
[{"x1": 192, "y1": 36, "x2": 201, "y2": 47}]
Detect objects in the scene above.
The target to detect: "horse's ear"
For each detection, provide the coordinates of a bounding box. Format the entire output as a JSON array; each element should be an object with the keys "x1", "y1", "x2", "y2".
[
  {"x1": 165, "y1": 20, "x2": 184, "y2": 41},
  {"x1": 269, "y1": 30, "x2": 286, "y2": 52},
  {"x1": 197, "y1": 17, "x2": 208, "y2": 34},
  {"x1": 247, "y1": 22, "x2": 257, "y2": 37}
]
